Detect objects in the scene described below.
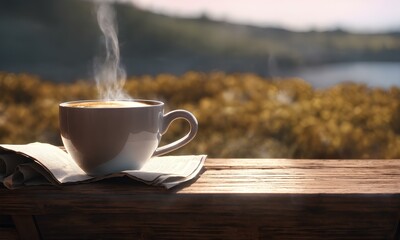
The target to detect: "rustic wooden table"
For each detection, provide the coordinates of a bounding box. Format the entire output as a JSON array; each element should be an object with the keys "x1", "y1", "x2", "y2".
[{"x1": 1, "y1": 158, "x2": 400, "y2": 239}]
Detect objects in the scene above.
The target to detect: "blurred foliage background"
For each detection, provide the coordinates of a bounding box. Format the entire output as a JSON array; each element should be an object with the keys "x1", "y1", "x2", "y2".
[
  {"x1": 1, "y1": 71, "x2": 400, "y2": 159},
  {"x1": 1, "y1": 1, "x2": 400, "y2": 159}
]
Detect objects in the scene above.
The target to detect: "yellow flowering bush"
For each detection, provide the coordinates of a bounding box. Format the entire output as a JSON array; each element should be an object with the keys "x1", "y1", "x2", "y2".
[{"x1": 1, "y1": 71, "x2": 399, "y2": 159}]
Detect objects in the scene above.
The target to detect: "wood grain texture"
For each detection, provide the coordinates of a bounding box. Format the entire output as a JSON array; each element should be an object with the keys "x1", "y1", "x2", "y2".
[
  {"x1": 0, "y1": 215, "x2": 18, "y2": 240},
  {"x1": 1, "y1": 158, "x2": 400, "y2": 239},
  {"x1": 0, "y1": 228, "x2": 18, "y2": 240},
  {"x1": 12, "y1": 215, "x2": 41, "y2": 240},
  {"x1": 186, "y1": 158, "x2": 400, "y2": 194}
]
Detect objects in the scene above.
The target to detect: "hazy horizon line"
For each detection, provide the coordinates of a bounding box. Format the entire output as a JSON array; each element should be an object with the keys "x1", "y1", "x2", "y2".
[{"x1": 92, "y1": 0, "x2": 400, "y2": 34}]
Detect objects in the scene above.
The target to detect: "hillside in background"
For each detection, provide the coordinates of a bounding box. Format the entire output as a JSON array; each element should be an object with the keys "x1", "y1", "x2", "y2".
[{"x1": 1, "y1": 0, "x2": 400, "y2": 82}]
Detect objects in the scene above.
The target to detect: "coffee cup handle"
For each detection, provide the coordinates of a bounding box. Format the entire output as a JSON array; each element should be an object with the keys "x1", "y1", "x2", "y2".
[{"x1": 153, "y1": 110, "x2": 198, "y2": 156}]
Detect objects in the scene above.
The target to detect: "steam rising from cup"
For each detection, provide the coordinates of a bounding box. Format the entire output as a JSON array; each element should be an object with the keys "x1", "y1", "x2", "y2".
[{"x1": 94, "y1": 3, "x2": 130, "y2": 100}]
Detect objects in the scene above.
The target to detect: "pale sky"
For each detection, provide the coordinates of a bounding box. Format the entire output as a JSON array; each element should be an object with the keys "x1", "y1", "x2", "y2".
[{"x1": 121, "y1": 0, "x2": 400, "y2": 32}]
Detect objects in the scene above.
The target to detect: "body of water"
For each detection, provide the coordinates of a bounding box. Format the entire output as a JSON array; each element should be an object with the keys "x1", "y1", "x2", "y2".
[{"x1": 285, "y1": 62, "x2": 400, "y2": 89}]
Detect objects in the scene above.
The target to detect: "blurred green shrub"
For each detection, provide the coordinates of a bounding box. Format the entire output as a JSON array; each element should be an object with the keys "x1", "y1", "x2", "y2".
[{"x1": 1, "y1": 71, "x2": 400, "y2": 159}]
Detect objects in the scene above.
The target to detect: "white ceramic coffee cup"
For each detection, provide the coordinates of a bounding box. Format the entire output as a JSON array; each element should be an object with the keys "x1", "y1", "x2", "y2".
[{"x1": 59, "y1": 99, "x2": 198, "y2": 175}]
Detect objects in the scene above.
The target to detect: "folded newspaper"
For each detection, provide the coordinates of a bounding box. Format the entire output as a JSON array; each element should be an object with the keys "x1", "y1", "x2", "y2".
[{"x1": 0, "y1": 142, "x2": 206, "y2": 189}]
